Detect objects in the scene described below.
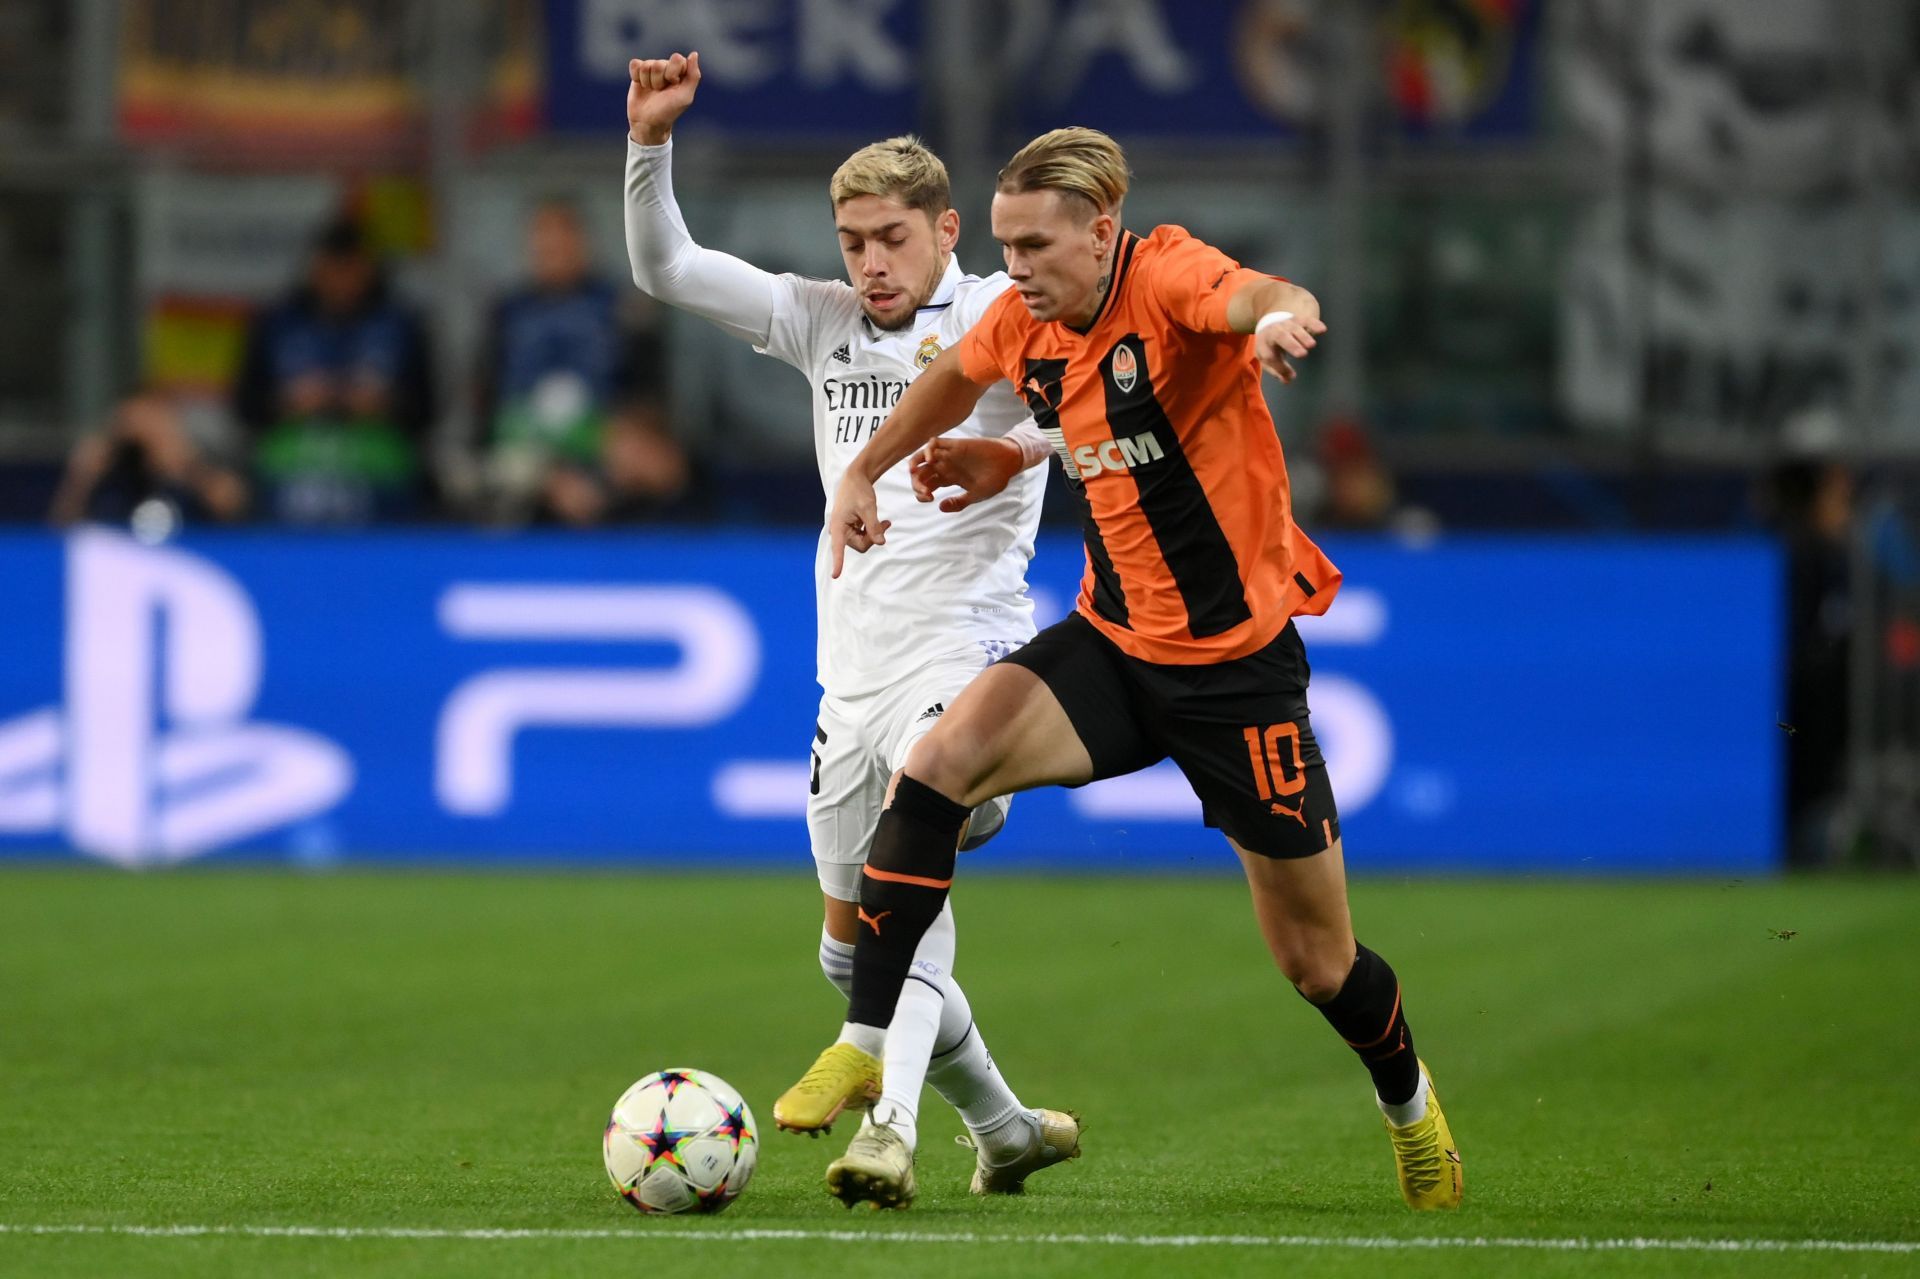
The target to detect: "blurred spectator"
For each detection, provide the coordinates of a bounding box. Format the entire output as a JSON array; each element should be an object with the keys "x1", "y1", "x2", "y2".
[
  {"x1": 476, "y1": 199, "x2": 692, "y2": 525},
  {"x1": 1765, "y1": 451, "x2": 1855, "y2": 868},
  {"x1": 600, "y1": 407, "x2": 705, "y2": 520},
  {"x1": 48, "y1": 388, "x2": 246, "y2": 532},
  {"x1": 1313, "y1": 416, "x2": 1438, "y2": 540},
  {"x1": 233, "y1": 217, "x2": 436, "y2": 525}
]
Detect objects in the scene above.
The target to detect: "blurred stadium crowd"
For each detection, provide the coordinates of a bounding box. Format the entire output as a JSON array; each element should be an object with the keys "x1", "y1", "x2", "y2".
[{"x1": 47, "y1": 205, "x2": 703, "y2": 531}]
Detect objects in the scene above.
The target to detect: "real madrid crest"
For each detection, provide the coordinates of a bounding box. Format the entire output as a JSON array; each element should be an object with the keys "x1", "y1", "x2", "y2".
[
  {"x1": 1112, "y1": 342, "x2": 1138, "y2": 393},
  {"x1": 914, "y1": 334, "x2": 942, "y2": 370}
]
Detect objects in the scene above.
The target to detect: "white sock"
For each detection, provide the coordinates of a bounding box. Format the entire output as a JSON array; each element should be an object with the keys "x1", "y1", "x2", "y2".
[
  {"x1": 861, "y1": 1097, "x2": 918, "y2": 1149},
  {"x1": 1378, "y1": 1075, "x2": 1430, "y2": 1127},
  {"x1": 924, "y1": 974, "x2": 1024, "y2": 1141},
  {"x1": 873, "y1": 900, "x2": 958, "y2": 1152},
  {"x1": 835, "y1": 1021, "x2": 885, "y2": 1058},
  {"x1": 819, "y1": 927, "x2": 855, "y2": 999},
  {"x1": 860, "y1": 1090, "x2": 917, "y2": 1152}
]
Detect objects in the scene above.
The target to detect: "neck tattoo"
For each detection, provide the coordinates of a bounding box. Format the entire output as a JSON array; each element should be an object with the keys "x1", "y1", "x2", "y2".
[
  {"x1": 1074, "y1": 261, "x2": 1114, "y2": 328},
  {"x1": 1083, "y1": 235, "x2": 1119, "y2": 320}
]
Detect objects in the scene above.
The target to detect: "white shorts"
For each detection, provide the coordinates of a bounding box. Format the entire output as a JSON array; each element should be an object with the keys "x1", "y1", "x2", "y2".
[{"x1": 810, "y1": 643, "x2": 1019, "y2": 902}]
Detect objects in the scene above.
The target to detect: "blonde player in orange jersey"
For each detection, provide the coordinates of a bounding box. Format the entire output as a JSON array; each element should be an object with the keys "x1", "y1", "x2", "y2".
[{"x1": 773, "y1": 127, "x2": 1462, "y2": 1214}]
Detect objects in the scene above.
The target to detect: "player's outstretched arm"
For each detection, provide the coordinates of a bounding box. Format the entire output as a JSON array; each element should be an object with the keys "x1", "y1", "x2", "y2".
[
  {"x1": 623, "y1": 51, "x2": 781, "y2": 346},
  {"x1": 909, "y1": 421, "x2": 1051, "y2": 512},
  {"x1": 828, "y1": 347, "x2": 993, "y2": 575},
  {"x1": 1226, "y1": 278, "x2": 1328, "y2": 385}
]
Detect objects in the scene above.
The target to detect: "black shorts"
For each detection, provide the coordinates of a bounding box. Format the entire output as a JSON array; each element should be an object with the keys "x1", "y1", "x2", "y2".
[{"x1": 1001, "y1": 612, "x2": 1341, "y2": 859}]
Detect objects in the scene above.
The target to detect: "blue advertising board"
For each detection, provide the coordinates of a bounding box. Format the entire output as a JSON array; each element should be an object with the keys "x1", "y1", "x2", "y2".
[
  {"x1": 540, "y1": 1, "x2": 1536, "y2": 142},
  {"x1": 540, "y1": 1, "x2": 1537, "y2": 143},
  {"x1": 1004, "y1": 0, "x2": 1539, "y2": 140},
  {"x1": 543, "y1": 0, "x2": 921, "y2": 137},
  {"x1": 0, "y1": 530, "x2": 1778, "y2": 872}
]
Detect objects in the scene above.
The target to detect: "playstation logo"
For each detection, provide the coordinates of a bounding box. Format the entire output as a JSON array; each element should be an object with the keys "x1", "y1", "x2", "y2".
[{"x1": 0, "y1": 530, "x2": 353, "y2": 866}]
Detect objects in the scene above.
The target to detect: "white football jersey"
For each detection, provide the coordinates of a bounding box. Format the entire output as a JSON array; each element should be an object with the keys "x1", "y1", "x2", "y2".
[{"x1": 755, "y1": 261, "x2": 1046, "y2": 698}]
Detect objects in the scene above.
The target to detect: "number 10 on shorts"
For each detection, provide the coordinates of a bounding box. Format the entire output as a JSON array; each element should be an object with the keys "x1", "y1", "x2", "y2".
[{"x1": 1241, "y1": 723, "x2": 1305, "y2": 800}]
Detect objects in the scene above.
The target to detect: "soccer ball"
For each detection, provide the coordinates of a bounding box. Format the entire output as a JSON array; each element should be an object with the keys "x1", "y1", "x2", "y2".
[{"x1": 603, "y1": 1068, "x2": 758, "y2": 1215}]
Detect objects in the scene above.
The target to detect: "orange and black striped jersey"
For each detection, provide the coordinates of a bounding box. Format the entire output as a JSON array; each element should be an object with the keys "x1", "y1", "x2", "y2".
[{"x1": 956, "y1": 224, "x2": 1340, "y2": 665}]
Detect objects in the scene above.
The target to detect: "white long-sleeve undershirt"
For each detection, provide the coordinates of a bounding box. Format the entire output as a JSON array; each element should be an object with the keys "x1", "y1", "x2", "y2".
[{"x1": 624, "y1": 136, "x2": 780, "y2": 348}]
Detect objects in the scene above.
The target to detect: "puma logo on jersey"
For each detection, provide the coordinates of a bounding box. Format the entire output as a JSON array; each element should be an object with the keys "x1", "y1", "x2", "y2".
[
  {"x1": 858, "y1": 907, "x2": 892, "y2": 935},
  {"x1": 1072, "y1": 430, "x2": 1165, "y2": 477}
]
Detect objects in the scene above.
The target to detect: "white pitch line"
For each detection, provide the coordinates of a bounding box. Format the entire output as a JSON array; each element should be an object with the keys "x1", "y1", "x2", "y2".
[{"x1": 0, "y1": 1223, "x2": 1916, "y2": 1254}]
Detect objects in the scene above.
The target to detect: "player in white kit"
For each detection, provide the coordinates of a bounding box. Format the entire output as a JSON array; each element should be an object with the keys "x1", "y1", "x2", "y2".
[{"x1": 623, "y1": 52, "x2": 1080, "y2": 1207}]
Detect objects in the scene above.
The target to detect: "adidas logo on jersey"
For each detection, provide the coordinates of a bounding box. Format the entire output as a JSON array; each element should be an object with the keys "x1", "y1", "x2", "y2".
[
  {"x1": 1072, "y1": 430, "x2": 1166, "y2": 477},
  {"x1": 916, "y1": 702, "x2": 945, "y2": 722},
  {"x1": 830, "y1": 343, "x2": 852, "y2": 364}
]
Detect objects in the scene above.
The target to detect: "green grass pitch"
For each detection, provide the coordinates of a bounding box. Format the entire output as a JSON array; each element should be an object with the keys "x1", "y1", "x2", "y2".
[{"x1": 2, "y1": 867, "x2": 1916, "y2": 1277}]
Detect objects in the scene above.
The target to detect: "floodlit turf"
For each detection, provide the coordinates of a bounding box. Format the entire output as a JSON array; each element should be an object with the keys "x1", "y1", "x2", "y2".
[{"x1": 1, "y1": 867, "x2": 1916, "y2": 1278}]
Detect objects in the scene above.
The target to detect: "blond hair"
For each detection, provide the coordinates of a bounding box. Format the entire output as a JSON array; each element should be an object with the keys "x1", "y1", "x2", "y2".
[
  {"x1": 829, "y1": 135, "x2": 951, "y2": 215},
  {"x1": 996, "y1": 127, "x2": 1130, "y2": 220}
]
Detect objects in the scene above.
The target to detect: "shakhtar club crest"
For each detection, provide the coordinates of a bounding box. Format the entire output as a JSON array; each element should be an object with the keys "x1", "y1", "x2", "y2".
[
  {"x1": 1112, "y1": 343, "x2": 1138, "y2": 392},
  {"x1": 914, "y1": 334, "x2": 942, "y2": 369}
]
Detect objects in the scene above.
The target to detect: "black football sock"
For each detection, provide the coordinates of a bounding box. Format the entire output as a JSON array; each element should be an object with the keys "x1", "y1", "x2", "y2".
[
  {"x1": 1307, "y1": 942, "x2": 1422, "y2": 1106},
  {"x1": 845, "y1": 774, "x2": 968, "y2": 1030}
]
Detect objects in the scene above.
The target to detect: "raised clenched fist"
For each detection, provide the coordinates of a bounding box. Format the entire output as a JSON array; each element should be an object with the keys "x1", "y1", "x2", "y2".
[{"x1": 627, "y1": 51, "x2": 702, "y2": 146}]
